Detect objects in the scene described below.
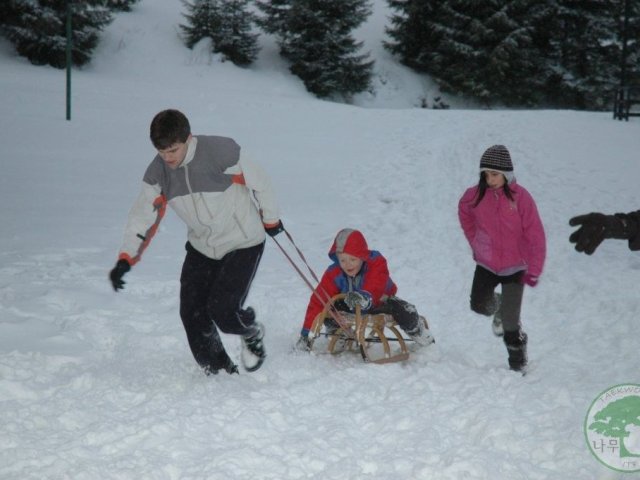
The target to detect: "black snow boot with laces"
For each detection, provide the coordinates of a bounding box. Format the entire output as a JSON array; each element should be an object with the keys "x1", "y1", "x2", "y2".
[
  {"x1": 241, "y1": 309, "x2": 266, "y2": 372},
  {"x1": 503, "y1": 330, "x2": 528, "y2": 373}
]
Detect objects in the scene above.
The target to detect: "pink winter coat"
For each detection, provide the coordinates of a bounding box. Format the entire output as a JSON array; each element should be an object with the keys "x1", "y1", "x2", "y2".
[{"x1": 458, "y1": 181, "x2": 546, "y2": 277}]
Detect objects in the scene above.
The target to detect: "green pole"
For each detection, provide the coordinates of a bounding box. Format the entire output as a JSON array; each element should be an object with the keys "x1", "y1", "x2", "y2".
[{"x1": 66, "y1": 0, "x2": 72, "y2": 121}]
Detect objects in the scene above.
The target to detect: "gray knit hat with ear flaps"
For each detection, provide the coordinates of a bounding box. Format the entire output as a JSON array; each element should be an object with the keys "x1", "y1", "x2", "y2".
[{"x1": 479, "y1": 145, "x2": 514, "y2": 183}]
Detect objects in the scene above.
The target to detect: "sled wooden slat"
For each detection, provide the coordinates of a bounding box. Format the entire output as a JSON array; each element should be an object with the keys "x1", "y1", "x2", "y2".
[
  {"x1": 309, "y1": 294, "x2": 411, "y2": 364},
  {"x1": 368, "y1": 352, "x2": 410, "y2": 364}
]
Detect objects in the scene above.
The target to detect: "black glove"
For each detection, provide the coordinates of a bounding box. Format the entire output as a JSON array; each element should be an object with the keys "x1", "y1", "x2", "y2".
[
  {"x1": 109, "y1": 259, "x2": 131, "y2": 291},
  {"x1": 265, "y1": 220, "x2": 284, "y2": 237},
  {"x1": 569, "y1": 213, "x2": 634, "y2": 255},
  {"x1": 295, "y1": 335, "x2": 312, "y2": 352},
  {"x1": 344, "y1": 291, "x2": 372, "y2": 311}
]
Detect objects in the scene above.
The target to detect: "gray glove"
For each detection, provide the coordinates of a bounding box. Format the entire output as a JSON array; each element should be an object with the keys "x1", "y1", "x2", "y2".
[{"x1": 344, "y1": 291, "x2": 372, "y2": 311}]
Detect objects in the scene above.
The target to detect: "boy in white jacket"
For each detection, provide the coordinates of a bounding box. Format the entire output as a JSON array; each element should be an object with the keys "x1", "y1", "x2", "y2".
[{"x1": 109, "y1": 109, "x2": 283, "y2": 375}]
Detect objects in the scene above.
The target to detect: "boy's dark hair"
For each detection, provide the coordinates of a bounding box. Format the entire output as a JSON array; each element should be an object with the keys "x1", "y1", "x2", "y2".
[
  {"x1": 473, "y1": 171, "x2": 514, "y2": 207},
  {"x1": 149, "y1": 109, "x2": 191, "y2": 150}
]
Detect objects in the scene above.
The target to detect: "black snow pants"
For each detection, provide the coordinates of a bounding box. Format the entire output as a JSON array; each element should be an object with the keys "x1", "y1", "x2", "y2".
[
  {"x1": 179, "y1": 241, "x2": 264, "y2": 370},
  {"x1": 469, "y1": 265, "x2": 524, "y2": 333},
  {"x1": 330, "y1": 296, "x2": 421, "y2": 335}
]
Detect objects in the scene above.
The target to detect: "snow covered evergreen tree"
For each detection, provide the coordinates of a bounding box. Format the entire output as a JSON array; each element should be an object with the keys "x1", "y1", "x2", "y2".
[
  {"x1": 0, "y1": 2, "x2": 16, "y2": 29},
  {"x1": 481, "y1": 0, "x2": 554, "y2": 106},
  {"x1": 181, "y1": 0, "x2": 215, "y2": 48},
  {"x1": 258, "y1": 0, "x2": 373, "y2": 98},
  {"x1": 384, "y1": 0, "x2": 443, "y2": 73},
  {"x1": 386, "y1": 0, "x2": 553, "y2": 107},
  {"x1": 545, "y1": 0, "x2": 620, "y2": 109},
  {"x1": 618, "y1": 0, "x2": 640, "y2": 87},
  {"x1": 427, "y1": 1, "x2": 506, "y2": 103},
  {"x1": 1, "y1": 0, "x2": 113, "y2": 68},
  {"x1": 255, "y1": 0, "x2": 292, "y2": 38},
  {"x1": 390, "y1": 0, "x2": 640, "y2": 109},
  {"x1": 104, "y1": 0, "x2": 140, "y2": 12},
  {"x1": 550, "y1": 0, "x2": 640, "y2": 109},
  {"x1": 180, "y1": 0, "x2": 259, "y2": 67}
]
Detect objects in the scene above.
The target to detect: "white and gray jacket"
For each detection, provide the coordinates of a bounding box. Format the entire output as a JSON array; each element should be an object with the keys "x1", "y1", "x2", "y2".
[{"x1": 118, "y1": 135, "x2": 280, "y2": 264}]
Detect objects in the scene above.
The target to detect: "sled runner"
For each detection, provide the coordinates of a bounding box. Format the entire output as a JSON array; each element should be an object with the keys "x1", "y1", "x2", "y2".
[{"x1": 307, "y1": 294, "x2": 430, "y2": 364}]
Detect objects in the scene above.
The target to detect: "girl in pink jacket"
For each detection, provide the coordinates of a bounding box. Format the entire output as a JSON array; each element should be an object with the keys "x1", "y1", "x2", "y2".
[{"x1": 458, "y1": 145, "x2": 546, "y2": 372}]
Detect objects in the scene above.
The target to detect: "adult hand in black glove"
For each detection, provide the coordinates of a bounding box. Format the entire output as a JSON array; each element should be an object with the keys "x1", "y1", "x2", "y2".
[
  {"x1": 265, "y1": 220, "x2": 284, "y2": 237},
  {"x1": 109, "y1": 259, "x2": 131, "y2": 291},
  {"x1": 569, "y1": 213, "x2": 631, "y2": 255}
]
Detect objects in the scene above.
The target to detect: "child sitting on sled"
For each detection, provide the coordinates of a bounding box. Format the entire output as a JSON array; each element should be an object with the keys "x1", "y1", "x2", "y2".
[{"x1": 295, "y1": 228, "x2": 432, "y2": 351}]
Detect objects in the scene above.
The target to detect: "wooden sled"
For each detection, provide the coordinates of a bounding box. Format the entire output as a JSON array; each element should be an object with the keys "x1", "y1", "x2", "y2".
[{"x1": 308, "y1": 294, "x2": 431, "y2": 364}]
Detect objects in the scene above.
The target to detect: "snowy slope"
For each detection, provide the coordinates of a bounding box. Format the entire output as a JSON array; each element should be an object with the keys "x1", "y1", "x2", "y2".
[{"x1": 0, "y1": 1, "x2": 639, "y2": 479}]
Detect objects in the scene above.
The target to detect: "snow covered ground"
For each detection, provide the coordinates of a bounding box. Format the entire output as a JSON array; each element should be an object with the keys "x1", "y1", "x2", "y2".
[{"x1": 1, "y1": 1, "x2": 639, "y2": 479}]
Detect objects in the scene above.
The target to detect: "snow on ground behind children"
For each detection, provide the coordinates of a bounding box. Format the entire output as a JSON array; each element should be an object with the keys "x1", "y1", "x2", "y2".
[{"x1": 1, "y1": 1, "x2": 639, "y2": 479}]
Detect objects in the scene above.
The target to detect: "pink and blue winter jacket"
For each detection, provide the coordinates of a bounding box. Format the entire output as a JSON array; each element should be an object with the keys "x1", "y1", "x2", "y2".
[
  {"x1": 301, "y1": 229, "x2": 397, "y2": 334},
  {"x1": 458, "y1": 181, "x2": 546, "y2": 278}
]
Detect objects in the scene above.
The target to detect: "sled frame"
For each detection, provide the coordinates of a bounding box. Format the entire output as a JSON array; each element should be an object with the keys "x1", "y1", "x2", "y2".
[{"x1": 309, "y1": 294, "x2": 413, "y2": 364}]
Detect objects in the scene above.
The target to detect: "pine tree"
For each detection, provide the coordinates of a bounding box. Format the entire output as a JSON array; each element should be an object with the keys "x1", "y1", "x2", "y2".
[
  {"x1": 0, "y1": 2, "x2": 18, "y2": 29},
  {"x1": 104, "y1": 0, "x2": 140, "y2": 12},
  {"x1": 384, "y1": 0, "x2": 444, "y2": 73},
  {"x1": 618, "y1": 0, "x2": 640, "y2": 87},
  {"x1": 181, "y1": 0, "x2": 215, "y2": 49},
  {"x1": 255, "y1": 0, "x2": 292, "y2": 38},
  {"x1": 263, "y1": 0, "x2": 374, "y2": 98},
  {"x1": 547, "y1": 0, "x2": 640, "y2": 109},
  {"x1": 386, "y1": 0, "x2": 555, "y2": 107},
  {"x1": 1, "y1": 0, "x2": 113, "y2": 68},
  {"x1": 255, "y1": 0, "x2": 298, "y2": 60},
  {"x1": 180, "y1": 0, "x2": 259, "y2": 67},
  {"x1": 545, "y1": 0, "x2": 620, "y2": 108},
  {"x1": 479, "y1": 0, "x2": 554, "y2": 106}
]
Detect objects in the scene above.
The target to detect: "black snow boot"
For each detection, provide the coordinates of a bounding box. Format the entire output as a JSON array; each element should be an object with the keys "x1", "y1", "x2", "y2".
[
  {"x1": 204, "y1": 354, "x2": 239, "y2": 376},
  {"x1": 323, "y1": 318, "x2": 340, "y2": 335},
  {"x1": 241, "y1": 322, "x2": 266, "y2": 372},
  {"x1": 323, "y1": 319, "x2": 349, "y2": 353},
  {"x1": 491, "y1": 293, "x2": 504, "y2": 337},
  {"x1": 503, "y1": 330, "x2": 528, "y2": 372}
]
